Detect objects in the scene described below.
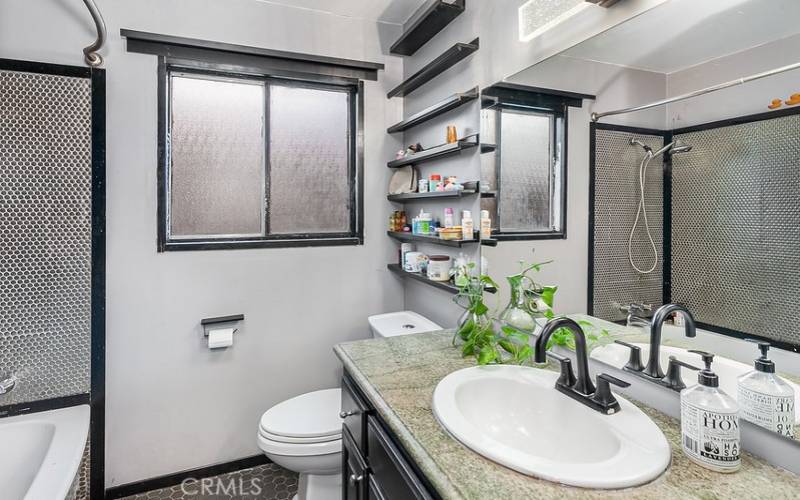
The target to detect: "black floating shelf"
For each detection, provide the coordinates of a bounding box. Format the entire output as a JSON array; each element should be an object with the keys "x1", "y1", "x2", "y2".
[
  {"x1": 387, "y1": 87, "x2": 479, "y2": 134},
  {"x1": 387, "y1": 135, "x2": 478, "y2": 169},
  {"x1": 387, "y1": 264, "x2": 497, "y2": 295},
  {"x1": 388, "y1": 189, "x2": 477, "y2": 202},
  {"x1": 387, "y1": 231, "x2": 478, "y2": 247},
  {"x1": 387, "y1": 38, "x2": 479, "y2": 98},
  {"x1": 387, "y1": 264, "x2": 460, "y2": 294},
  {"x1": 390, "y1": 0, "x2": 466, "y2": 57},
  {"x1": 480, "y1": 190, "x2": 496, "y2": 198},
  {"x1": 480, "y1": 238, "x2": 498, "y2": 247},
  {"x1": 480, "y1": 143, "x2": 496, "y2": 153}
]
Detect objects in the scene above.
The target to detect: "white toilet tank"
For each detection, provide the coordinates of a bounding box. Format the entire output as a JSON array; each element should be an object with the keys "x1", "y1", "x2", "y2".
[{"x1": 368, "y1": 311, "x2": 442, "y2": 338}]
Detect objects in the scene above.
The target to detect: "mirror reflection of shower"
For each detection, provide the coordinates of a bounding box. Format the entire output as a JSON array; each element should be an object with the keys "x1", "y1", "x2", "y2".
[{"x1": 628, "y1": 138, "x2": 692, "y2": 274}]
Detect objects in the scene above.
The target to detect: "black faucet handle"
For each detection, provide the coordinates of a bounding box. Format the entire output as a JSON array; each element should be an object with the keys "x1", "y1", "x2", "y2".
[
  {"x1": 592, "y1": 373, "x2": 630, "y2": 415},
  {"x1": 546, "y1": 351, "x2": 577, "y2": 388},
  {"x1": 614, "y1": 340, "x2": 644, "y2": 372},
  {"x1": 664, "y1": 356, "x2": 700, "y2": 391}
]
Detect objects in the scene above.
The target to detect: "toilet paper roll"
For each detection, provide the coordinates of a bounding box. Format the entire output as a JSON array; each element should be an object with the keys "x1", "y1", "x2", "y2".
[{"x1": 208, "y1": 327, "x2": 235, "y2": 349}]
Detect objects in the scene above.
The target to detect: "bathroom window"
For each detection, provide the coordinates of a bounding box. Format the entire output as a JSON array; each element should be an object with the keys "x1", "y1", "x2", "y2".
[
  {"x1": 482, "y1": 103, "x2": 567, "y2": 240},
  {"x1": 159, "y1": 66, "x2": 362, "y2": 251}
]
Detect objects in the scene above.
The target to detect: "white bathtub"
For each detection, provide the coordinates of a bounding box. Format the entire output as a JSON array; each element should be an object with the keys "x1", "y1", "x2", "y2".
[{"x1": 0, "y1": 404, "x2": 90, "y2": 500}]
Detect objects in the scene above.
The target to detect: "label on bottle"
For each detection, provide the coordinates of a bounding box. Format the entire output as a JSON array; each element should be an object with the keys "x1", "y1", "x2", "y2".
[
  {"x1": 738, "y1": 385, "x2": 795, "y2": 438},
  {"x1": 681, "y1": 399, "x2": 740, "y2": 471}
]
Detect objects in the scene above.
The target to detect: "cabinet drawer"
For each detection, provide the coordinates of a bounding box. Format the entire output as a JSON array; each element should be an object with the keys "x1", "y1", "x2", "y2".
[
  {"x1": 342, "y1": 375, "x2": 369, "y2": 451},
  {"x1": 343, "y1": 425, "x2": 369, "y2": 500},
  {"x1": 367, "y1": 416, "x2": 433, "y2": 500}
]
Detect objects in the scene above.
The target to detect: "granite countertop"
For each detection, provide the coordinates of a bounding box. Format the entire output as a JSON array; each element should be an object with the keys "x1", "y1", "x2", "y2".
[{"x1": 334, "y1": 319, "x2": 800, "y2": 500}]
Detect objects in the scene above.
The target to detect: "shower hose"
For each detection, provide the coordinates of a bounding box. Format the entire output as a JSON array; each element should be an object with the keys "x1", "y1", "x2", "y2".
[{"x1": 629, "y1": 150, "x2": 659, "y2": 274}]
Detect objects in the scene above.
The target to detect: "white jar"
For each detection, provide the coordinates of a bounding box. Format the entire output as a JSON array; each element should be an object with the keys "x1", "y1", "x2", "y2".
[
  {"x1": 427, "y1": 255, "x2": 452, "y2": 282},
  {"x1": 404, "y1": 252, "x2": 428, "y2": 273}
]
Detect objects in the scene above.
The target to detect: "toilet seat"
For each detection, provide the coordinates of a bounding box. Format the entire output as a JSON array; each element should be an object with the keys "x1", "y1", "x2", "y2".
[
  {"x1": 257, "y1": 388, "x2": 343, "y2": 458},
  {"x1": 257, "y1": 432, "x2": 342, "y2": 457},
  {"x1": 258, "y1": 427, "x2": 340, "y2": 444},
  {"x1": 259, "y1": 388, "x2": 342, "y2": 439}
]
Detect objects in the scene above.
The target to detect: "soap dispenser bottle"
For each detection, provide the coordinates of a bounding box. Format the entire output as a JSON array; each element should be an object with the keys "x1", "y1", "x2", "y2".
[
  {"x1": 680, "y1": 350, "x2": 741, "y2": 473},
  {"x1": 738, "y1": 340, "x2": 795, "y2": 438}
]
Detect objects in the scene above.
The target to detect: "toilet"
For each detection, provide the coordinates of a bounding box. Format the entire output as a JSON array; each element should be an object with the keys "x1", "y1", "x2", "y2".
[
  {"x1": 368, "y1": 310, "x2": 442, "y2": 338},
  {"x1": 257, "y1": 389, "x2": 342, "y2": 500},
  {"x1": 257, "y1": 311, "x2": 441, "y2": 500}
]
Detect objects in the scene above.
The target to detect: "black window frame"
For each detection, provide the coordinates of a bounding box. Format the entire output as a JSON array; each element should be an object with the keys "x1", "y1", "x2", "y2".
[
  {"x1": 480, "y1": 83, "x2": 593, "y2": 242},
  {"x1": 489, "y1": 102, "x2": 568, "y2": 241},
  {"x1": 157, "y1": 58, "x2": 365, "y2": 251}
]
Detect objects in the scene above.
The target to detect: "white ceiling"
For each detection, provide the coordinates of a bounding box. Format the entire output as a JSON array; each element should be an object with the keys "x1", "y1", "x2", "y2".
[
  {"x1": 562, "y1": 0, "x2": 800, "y2": 74},
  {"x1": 255, "y1": 0, "x2": 429, "y2": 24}
]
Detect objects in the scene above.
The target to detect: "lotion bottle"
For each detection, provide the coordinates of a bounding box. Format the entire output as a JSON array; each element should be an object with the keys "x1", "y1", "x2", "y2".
[
  {"x1": 461, "y1": 210, "x2": 474, "y2": 241},
  {"x1": 680, "y1": 350, "x2": 741, "y2": 473},
  {"x1": 480, "y1": 210, "x2": 492, "y2": 239},
  {"x1": 737, "y1": 340, "x2": 795, "y2": 438}
]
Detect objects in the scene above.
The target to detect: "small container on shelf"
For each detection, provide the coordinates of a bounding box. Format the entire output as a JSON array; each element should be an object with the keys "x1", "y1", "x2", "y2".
[
  {"x1": 427, "y1": 255, "x2": 452, "y2": 282},
  {"x1": 429, "y1": 174, "x2": 443, "y2": 192},
  {"x1": 438, "y1": 227, "x2": 462, "y2": 240}
]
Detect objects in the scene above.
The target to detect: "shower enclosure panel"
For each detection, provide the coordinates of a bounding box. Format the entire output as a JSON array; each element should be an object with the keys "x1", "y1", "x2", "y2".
[{"x1": 590, "y1": 125, "x2": 666, "y2": 322}]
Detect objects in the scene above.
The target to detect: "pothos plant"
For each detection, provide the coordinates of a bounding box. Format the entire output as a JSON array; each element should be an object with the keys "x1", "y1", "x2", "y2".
[{"x1": 452, "y1": 259, "x2": 609, "y2": 366}]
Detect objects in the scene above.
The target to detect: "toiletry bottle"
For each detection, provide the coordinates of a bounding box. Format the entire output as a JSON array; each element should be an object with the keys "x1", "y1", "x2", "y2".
[
  {"x1": 480, "y1": 210, "x2": 492, "y2": 239},
  {"x1": 737, "y1": 340, "x2": 795, "y2": 438},
  {"x1": 461, "y1": 210, "x2": 474, "y2": 241},
  {"x1": 680, "y1": 350, "x2": 741, "y2": 473},
  {"x1": 418, "y1": 210, "x2": 432, "y2": 235},
  {"x1": 444, "y1": 208, "x2": 455, "y2": 228}
]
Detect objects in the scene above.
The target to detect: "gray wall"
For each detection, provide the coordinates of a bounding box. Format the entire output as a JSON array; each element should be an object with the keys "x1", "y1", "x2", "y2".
[{"x1": 0, "y1": 0, "x2": 404, "y2": 486}]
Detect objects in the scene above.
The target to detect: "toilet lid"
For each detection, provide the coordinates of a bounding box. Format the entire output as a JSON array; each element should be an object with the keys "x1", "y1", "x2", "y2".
[{"x1": 260, "y1": 388, "x2": 341, "y2": 439}]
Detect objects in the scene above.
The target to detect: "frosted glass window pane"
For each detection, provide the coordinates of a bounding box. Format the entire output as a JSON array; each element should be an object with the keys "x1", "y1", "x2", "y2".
[
  {"x1": 169, "y1": 75, "x2": 265, "y2": 237},
  {"x1": 499, "y1": 110, "x2": 552, "y2": 231},
  {"x1": 268, "y1": 85, "x2": 350, "y2": 234}
]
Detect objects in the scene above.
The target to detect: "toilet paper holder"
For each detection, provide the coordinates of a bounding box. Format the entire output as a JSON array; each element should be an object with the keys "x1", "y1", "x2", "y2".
[{"x1": 201, "y1": 314, "x2": 244, "y2": 336}]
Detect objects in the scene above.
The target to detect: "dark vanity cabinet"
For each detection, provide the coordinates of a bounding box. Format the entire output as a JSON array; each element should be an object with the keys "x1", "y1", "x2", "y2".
[{"x1": 341, "y1": 373, "x2": 436, "y2": 500}]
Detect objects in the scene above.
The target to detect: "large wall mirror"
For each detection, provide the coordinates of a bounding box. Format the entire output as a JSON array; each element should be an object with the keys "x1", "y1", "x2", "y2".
[{"x1": 480, "y1": 0, "x2": 800, "y2": 451}]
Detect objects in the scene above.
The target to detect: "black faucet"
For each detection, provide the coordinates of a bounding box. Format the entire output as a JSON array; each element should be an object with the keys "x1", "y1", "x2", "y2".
[
  {"x1": 644, "y1": 304, "x2": 696, "y2": 378},
  {"x1": 535, "y1": 317, "x2": 630, "y2": 415},
  {"x1": 614, "y1": 303, "x2": 698, "y2": 391}
]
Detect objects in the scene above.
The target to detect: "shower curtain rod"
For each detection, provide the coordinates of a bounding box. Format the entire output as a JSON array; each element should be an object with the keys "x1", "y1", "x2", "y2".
[
  {"x1": 81, "y1": 0, "x2": 106, "y2": 67},
  {"x1": 590, "y1": 60, "x2": 800, "y2": 122}
]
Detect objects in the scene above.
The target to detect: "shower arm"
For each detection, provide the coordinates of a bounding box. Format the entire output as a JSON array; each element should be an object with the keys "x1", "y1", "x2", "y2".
[
  {"x1": 591, "y1": 60, "x2": 800, "y2": 122},
  {"x1": 81, "y1": 0, "x2": 107, "y2": 67}
]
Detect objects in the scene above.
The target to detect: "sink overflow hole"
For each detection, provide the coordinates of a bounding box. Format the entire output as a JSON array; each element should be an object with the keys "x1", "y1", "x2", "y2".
[{"x1": 402, "y1": 324, "x2": 416, "y2": 329}]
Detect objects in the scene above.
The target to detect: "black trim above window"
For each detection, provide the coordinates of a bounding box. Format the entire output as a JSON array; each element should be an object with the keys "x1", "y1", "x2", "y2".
[{"x1": 121, "y1": 29, "x2": 384, "y2": 82}]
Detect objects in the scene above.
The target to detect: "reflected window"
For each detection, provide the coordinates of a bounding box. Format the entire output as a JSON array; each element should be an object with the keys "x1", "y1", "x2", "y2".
[{"x1": 481, "y1": 93, "x2": 567, "y2": 240}]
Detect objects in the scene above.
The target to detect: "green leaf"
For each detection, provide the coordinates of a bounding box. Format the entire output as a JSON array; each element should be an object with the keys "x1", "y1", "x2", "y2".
[
  {"x1": 477, "y1": 347, "x2": 498, "y2": 365},
  {"x1": 498, "y1": 339, "x2": 517, "y2": 355},
  {"x1": 473, "y1": 302, "x2": 489, "y2": 316},
  {"x1": 539, "y1": 286, "x2": 558, "y2": 308}
]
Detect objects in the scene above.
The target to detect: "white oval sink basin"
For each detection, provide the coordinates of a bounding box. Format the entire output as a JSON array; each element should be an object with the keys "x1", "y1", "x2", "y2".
[
  {"x1": 432, "y1": 365, "x2": 670, "y2": 489},
  {"x1": 591, "y1": 343, "x2": 800, "y2": 424}
]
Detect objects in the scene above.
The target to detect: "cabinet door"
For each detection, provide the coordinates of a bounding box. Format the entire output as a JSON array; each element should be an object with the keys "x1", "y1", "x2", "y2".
[
  {"x1": 343, "y1": 425, "x2": 369, "y2": 500},
  {"x1": 367, "y1": 417, "x2": 433, "y2": 500},
  {"x1": 342, "y1": 375, "x2": 369, "y2": 450}
]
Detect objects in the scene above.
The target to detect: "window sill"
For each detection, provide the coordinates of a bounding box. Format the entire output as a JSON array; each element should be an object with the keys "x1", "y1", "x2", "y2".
[
  {"x1": 491, "y1": 232, "x2": 566, "y2": 242},
  {"x1": 160, "y1": 236, "x2": 362, "y2": 252}
]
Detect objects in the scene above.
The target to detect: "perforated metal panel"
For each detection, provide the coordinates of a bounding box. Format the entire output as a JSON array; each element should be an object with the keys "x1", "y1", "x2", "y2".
[
  {"x1": 672, "y1": 114, "x2": 800, "y2": 347},
  {"x1": 592, "y1": 128, "x2": 664, "y2": 321},
  {"x1": 0, "y1": 69, "x2": 92, "y2": 404}
]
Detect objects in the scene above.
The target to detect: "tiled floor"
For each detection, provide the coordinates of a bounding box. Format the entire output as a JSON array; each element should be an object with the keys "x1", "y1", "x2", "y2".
[{"x1": 120, "y1": 463, "x2": 298, "y2": 500}]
